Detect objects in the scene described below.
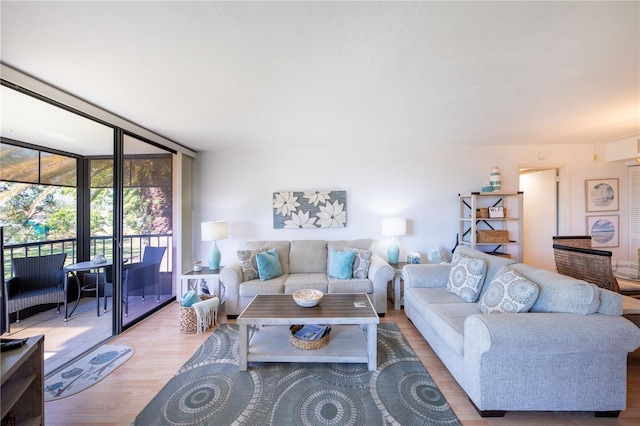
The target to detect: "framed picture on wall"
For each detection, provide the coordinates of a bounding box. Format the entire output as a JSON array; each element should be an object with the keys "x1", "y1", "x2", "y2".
[
  {"x1": 586, "y1": 215, "x2": 619, "y2": 248},
  {"x1": 585, "y1": 178, "x2": 619, "y2": 212}
]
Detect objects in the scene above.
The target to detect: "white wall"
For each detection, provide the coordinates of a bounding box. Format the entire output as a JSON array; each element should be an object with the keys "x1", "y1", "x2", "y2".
[{"x1": 192, "y1": 143, "x2": 632, "y2": 270}]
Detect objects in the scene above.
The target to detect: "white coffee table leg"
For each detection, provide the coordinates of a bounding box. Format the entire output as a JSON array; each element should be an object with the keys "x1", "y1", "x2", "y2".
[
  {"x1": 239, "y1": 324, "x2": 248, "y2": 371},
  {"x1": 367, "y1": 324, "x2": 377, "y2": 371}
]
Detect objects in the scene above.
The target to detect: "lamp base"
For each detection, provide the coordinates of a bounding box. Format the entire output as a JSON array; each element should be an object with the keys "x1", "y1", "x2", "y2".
[
  {"x1": 208, "y1": 241, "x2": 221, "y2": 270},
  {"x1": 388, "y1": 238, "x2": 399, "y2": 265}
]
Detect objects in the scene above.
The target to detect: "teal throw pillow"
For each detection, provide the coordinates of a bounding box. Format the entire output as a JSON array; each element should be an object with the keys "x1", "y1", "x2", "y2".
[
  {"x1": 328, "y1": 249, "x2": 356, "y2": 280},
  {"x1": 180, "y1": 290, "x2": 202, "y2": 307},
  {"x1": 256, "y1": 248, "x2": 283, "y2": 281}
]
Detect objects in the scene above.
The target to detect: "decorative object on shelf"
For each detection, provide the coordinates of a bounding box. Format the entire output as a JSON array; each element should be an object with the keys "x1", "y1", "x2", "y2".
[
  {"x1": 488, "y1": 206, "x2": 505, "y2": 218},
  {"x1": 586, "y1": 215, "x2": 619, "y2": 248},
  {"x1": 477, "y1": 230, "x2": 509, "y2": 243},
  {"x1": 481, "y1": 181, "x2": 493, "y2": 192},
  {"x1": 475, "y1": 208, "x2": 489, "y2": 218},
  {"x1": 201, "y1": 220, "x2": 228, "y2": 270},
  {"x1": 585, "y1": 178, "x2": 619, "y2": 212},
  {"x1": 273, "y1": 190, "x2": 347, "y2": 229},
  {"x1": 407, "y1": 252, "x2": 421, "y2": 264},
  {"x1": 193, "y1": 260, "x2": 202, "y2": 272},
  {"x1": 489, "y1": 167, "x2": 502, "y2": 191},
  {"x1": 381, "y1": 217, "x2": 406, "y2": 264}
]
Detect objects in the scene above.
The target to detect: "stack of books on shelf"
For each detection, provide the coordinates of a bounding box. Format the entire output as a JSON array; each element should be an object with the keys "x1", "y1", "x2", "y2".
[{"x1": 292, "y1": 324, "x2": 329, "y2": 340}]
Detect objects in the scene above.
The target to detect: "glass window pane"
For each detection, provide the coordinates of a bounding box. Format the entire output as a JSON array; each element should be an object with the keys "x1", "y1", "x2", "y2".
[
  {"x1": 0, "y1": 143, "x2": 39, "y2": 183},
  {"x1": 90, "y1": 159, "x2": 113, "y2": 188},
  {"x1": 130, "y1": 156, "x2": 172, "y2": 187},
  {"x1": 40, "y1": 152, "x2": 76, "y2": 186}
]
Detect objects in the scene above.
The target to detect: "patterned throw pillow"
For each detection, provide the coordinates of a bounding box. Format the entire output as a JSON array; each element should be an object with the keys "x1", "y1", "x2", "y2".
[
  {"x1": 344, "y1": 247, "x2": 372, "y2": 279},
  {"x1": 237, "y1": 249, "x2": 266, "y2": 281},
  {"x1": 446, "y1": 253, "x2": 487, "y2": 302},
  {"x1": 479, "y1": 267, "x2": 540, "y2": 314}
]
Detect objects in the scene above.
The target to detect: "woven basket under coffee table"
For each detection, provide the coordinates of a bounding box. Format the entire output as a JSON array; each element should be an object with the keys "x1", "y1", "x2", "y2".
[
  {"x1": 179, "y1": 294, "x2": 216, "y2": 334},
  {"x1": 290, "y1": 325, "x2": 331, "y2": 350}
]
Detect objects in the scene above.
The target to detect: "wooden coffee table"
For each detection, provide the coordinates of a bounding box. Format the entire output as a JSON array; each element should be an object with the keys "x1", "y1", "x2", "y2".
[{"x1": 236, "y1": 293, "x2": 379, "y2": 371}]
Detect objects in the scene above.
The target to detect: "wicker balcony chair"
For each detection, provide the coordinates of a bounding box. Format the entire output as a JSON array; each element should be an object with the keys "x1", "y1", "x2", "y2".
[
  {"x1": 4, "y1": 253, "x2": 68, "y2": 334},
  {"x1": 551, "y1": 235, "x2": 592, "y2": 249},
  {"x1": 552, "y1": 244, "x2": 640, "y2": 298}
]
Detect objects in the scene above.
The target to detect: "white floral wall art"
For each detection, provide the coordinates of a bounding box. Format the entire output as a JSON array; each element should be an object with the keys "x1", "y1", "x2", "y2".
[{"x1": 272, "y1": 191, "x2": 347, "y2": 229}]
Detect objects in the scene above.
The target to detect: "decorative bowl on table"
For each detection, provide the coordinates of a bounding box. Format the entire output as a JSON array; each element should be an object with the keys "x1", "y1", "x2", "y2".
[{"x1": 292, "y1": 289, "x2": 323, "y2": 307}]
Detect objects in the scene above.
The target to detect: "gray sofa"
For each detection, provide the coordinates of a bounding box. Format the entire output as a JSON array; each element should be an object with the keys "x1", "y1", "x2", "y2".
[
  {"x1": 220, "y1": 239, "x2": 394, "y2": 318},
  {"x1": 402, "y1": 245, "x2": 640, "y2": 417}
]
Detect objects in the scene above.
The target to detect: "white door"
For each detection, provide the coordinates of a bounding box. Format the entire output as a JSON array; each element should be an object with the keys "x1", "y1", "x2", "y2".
[{"x1": 519, "y1": 169, "x2": 557, "y2": 270}]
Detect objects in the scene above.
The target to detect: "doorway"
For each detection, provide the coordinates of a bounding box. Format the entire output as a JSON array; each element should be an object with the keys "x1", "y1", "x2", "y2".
[{"x1": 519, "y1": 167, "x2": 565, "y2": 271}]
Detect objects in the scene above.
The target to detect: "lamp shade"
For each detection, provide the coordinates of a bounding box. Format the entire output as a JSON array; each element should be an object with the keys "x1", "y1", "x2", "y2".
[
  {"x1": 201, "y1": 221, "x2": 228, "y2": 241},
  {"x1": 381, "y1": 217, "x2": 406, "y2": 237}
]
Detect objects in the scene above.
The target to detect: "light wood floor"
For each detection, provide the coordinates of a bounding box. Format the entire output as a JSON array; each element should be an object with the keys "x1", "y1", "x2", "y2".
[{"x1": 42, "y1": 300, "x2": 640, "y2": 426}]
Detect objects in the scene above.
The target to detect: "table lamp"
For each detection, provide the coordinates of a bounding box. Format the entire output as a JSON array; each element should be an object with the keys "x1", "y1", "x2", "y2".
[
  {"x1": 382, "y1": 217, "x2": 406, "y2": 265},
  {"x1": 201, "y1": 220, "x2": 228, "y2": 270}
]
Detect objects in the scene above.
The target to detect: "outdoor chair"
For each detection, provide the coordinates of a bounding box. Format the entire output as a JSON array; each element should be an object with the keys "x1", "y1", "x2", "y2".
[
  {"x1": 4, "y1": 253, "x2": 68, "y2": 334},
  {"x1": 123, "y1": 246, "x2": 166, "y2": 315},
  {"x1": 552, "y1": 244, "x2": 640, "y2": 298},
  {"x1": 552, "y1": 235, "x2": 592, "y2": 249},
  {"x1": 102, "y1": 246, "x2": 166, "y2": 316}
]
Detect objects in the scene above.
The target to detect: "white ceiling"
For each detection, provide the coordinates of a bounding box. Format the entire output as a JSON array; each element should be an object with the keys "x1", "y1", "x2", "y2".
[{"x1": 1, "y1": 1, "x2": 638, "y2": 154}]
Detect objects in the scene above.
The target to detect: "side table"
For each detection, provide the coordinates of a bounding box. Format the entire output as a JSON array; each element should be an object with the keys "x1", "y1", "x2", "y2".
[
  {"x1": 180, "y1": 267, "x2": 224, "y2": 302},
  {"x1": 390, "y1": 262, "x2": 407, "y2": 310}
]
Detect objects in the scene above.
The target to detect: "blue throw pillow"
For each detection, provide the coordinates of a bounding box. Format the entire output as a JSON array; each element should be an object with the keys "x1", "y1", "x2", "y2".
[
  {"x1": 328, "y1": 249, "x2": 356, "y2": 280},
  {"x1": 256, "y1": 248, "x2": 283, "y2": 281}
]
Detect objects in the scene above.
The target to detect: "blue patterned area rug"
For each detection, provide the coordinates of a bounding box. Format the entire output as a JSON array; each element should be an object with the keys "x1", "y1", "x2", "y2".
[{"x1": 133, "y1": 323, "x2": 460, "y2": 425}]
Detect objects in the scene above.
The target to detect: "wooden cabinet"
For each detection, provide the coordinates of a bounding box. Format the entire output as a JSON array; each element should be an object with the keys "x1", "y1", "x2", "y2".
[
  {"x1": 1, "y1": 335, "x2": 44, "y2": 426},
  {"x1": 458, "y1": 192, "x2": 523, "y2": 262}
]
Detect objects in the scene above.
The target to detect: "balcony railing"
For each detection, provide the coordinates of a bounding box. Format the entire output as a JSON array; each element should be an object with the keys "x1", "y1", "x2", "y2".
[{"x1": 3, "y1": 234, "x2": 173, "y2": 280}]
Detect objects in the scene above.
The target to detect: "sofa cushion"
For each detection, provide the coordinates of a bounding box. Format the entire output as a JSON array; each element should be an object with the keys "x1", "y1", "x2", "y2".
[
  {"x1": 447, "y1": 253, "x2": 487, "y2": 302},
  {"x1": 284, "y1": 274, "x2": 328, "y2": 294},
  {"x1": 328, "y1": 278, "x2": 372, "y2": 294},
  {"x1": 406, "y1": 287, "x2": 467, "y2": 307},
  {"x1": 289, "y1": 240, "x2": 327, "y2": 273},
  {"x1": 510, "y1": 263, "x2": 600, "y2": 314},
  {"x1": 237, "y1": 249, "x2": 265, "y2": 281},
  {"x1": 239, "y1": 275, "x2": 287, "y2": 297},
  {"x1": 256, "y1": 248, "x2": 283, "y2": 281},
  {"x1": 246, "y1": 241, "x2": 291, "y2": 274},
  {"x1": 328, "y1": 249, "x2": 356, "y2": 279},
  {"x1": 424, "y1": 302, "x2": 481, "y2": 356},
  {"x1": 478, "y1": 267, "x2": 540, "y2": 314},
  {"x1": 344, "y1": 247, "x2": 372, "y2": 279}
]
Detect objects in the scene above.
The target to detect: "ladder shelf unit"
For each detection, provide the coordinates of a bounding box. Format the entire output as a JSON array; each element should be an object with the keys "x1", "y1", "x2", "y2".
[{"x1": 458, "y1": 191, "x2": 523, "y2": 262}]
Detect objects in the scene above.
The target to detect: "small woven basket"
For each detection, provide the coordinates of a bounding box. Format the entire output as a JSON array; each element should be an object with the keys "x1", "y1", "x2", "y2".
[
  {"x1": 179, "y1": 294, "x2": 216, "y2": 334},
  {"x1": 477, "y1": 230, "x2": 509, "y2": 243},
  {"x1": 290, "y1": 325, "x2": 331, "y2": 350}
]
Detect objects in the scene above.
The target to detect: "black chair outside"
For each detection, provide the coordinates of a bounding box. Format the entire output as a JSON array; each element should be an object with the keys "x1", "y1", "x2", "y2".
[
  {"x1": 4, "y1": 253, "x2": 68, "y2": 334},
  {"x1": 103, "y1": 246, "x2": 166, "y2": 316},
  {"x1": 124, "y1": 246, "x2": 166, "y2": 315}
]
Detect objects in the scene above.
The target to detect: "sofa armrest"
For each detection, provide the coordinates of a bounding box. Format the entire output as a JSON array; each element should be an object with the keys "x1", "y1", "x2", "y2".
[
  {"x1": 402, "y1": 264, "x2": 451, "y2": 289},
  {"x1": 367, "y1": 254, "x2": 395, "y2": 314},
  {"x1": 464, "y1": 312, "x2": 640, "y2": 356},
  {"x1": 220, "y1": 263, "x2": 243, "y2": 316}
]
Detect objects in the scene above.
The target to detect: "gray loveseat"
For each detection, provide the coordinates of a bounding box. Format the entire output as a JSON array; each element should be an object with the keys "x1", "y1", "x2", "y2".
[
  {"x1": 402, "y1": 245, "x2": 640, "y2": 417},
  {"x1": 221, "y1": 239, "x2": 394, "y2": 318}
]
